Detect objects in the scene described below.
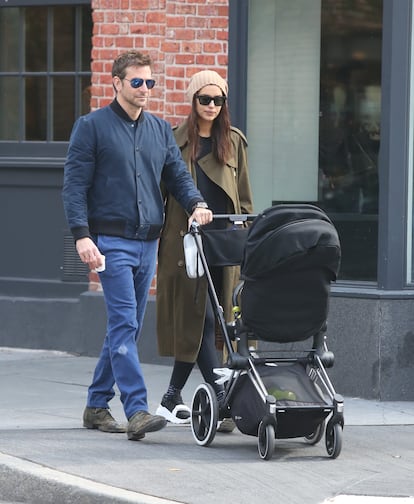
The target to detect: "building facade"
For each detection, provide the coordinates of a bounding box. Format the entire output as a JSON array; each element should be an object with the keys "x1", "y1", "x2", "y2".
[{"x1": 1, "y1": 0, "x2": 413, "y2": 400}]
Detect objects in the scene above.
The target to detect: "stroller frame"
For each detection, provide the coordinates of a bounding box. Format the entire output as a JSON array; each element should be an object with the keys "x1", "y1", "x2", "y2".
[{"x1": 188, "y1": 208, "x2": 344, "y2": 460}]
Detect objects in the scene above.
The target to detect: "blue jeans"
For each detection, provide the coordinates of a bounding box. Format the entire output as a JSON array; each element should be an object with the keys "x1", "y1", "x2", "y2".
[{"x1": 87, "y1": 235, "x2": 158, "y2": 420}]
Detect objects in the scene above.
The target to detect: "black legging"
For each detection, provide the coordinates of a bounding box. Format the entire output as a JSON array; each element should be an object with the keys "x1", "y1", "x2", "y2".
[{"x1": 170, "y1": 295, "x2": 224, "y2": 396}]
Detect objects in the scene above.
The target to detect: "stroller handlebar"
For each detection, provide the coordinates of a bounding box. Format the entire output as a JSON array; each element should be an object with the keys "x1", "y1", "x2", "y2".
[
  {"x1": 189, "y1": 214, "x2": 257, "y2": 233},
  {"x1": 212, "y1": 214, "x2": 257, "y2": 222}
]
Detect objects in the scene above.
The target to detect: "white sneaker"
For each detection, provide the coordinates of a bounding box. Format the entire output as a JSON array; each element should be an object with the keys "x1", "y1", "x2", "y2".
[
  {"x1": 156, "y1": 393, "x2": 191, "y2": 425},
  {"x1": 217, "y1": 417, "x2": 236, "y2": 433}
]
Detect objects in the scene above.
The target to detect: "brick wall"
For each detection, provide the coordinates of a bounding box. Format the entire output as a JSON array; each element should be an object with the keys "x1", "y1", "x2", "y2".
[{"x1": 88, "y1": 0, "x2": 230, "y2": 294}]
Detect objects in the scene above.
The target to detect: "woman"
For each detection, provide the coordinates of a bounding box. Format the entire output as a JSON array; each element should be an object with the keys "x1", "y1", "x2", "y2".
[{"x1": 156, "y1": 70, "x2": 253, "y2": 428}]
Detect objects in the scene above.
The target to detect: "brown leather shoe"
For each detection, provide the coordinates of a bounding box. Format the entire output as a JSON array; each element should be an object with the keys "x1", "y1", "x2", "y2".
[
  {"x1": 127, "y1": 411, "x2": 167, "y2": 441},
  {"x1": 83, "y1": 407, "x2": 126, "y2": 433}
]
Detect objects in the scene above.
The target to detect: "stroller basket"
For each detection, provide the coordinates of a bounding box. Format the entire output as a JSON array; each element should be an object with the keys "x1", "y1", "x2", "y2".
[{"x1": 231, "y1": 362, "x2": 331, "y2": 438}]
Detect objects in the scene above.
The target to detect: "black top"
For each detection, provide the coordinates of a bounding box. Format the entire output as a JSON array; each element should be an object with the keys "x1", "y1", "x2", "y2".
[{"x1": 195, "y1": 136, "x2": 229, "y2": 230}]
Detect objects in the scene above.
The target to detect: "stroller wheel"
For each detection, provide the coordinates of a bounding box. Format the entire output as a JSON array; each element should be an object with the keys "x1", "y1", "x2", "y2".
[
  {"x1": 325, "y1": 422, "x2": 342, "y2": 458},
  {"x1": 304, "y1": 421, "x2": 325, "y2": 445},
  {"x1": 191, "y1": 383, "x2": 219, "y2": 447},
  {"x1": 257, "y1": 421, "x2": 275, "y2": 461}
]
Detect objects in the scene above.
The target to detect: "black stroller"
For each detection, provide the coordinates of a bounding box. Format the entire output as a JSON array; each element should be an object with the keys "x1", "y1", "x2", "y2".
[{"x1": 185, "y1": 204, "x2": 344, "y2": 461}]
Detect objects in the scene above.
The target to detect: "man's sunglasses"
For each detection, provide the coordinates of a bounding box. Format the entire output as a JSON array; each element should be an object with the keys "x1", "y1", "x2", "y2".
[
  {"x1": 123, "y1": 77, "x2": 156, "y2": 89},
  {"x1": 196, "y1": 94, "x2": 227, "y2": 106}
]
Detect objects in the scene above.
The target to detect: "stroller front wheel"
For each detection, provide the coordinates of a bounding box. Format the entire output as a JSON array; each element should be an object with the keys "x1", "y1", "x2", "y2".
[
  {"x1": 325, "y1": 422, "x2": 342, "y2": 458},
  {"x1": 257, "y1": 421, "x2": 275, "y2": 460},
  {"x1": 191, "y1": 383, "x2": 219, "y2": 447}
]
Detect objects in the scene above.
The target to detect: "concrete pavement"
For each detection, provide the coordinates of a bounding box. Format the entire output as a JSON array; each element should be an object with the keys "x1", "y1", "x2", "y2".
[{"x1": 1, "y1": 347, "x2": 414, "y2": 504}]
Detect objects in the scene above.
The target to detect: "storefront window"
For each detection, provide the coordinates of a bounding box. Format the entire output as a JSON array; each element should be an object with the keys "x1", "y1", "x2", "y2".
[{"x1": 247, "y1": 0, "x2": 382, "y2": 281}]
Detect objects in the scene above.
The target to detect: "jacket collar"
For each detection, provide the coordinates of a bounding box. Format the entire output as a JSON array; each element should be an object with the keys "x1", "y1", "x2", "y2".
[
  {"x1": 110, "y1": 99, "x2": 145, "y2": 124},
  {"x1": 173, "y1": 119, "x2": 190, "y2": 149}
]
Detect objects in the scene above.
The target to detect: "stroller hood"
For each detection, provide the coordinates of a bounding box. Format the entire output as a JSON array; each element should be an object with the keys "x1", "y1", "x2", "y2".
[
  {"x1": 239, "y1": 205, "x2": 341, "y2": 343},
  {"x1": 241, "y1": 204, "x2": 341, "y2": 280}
]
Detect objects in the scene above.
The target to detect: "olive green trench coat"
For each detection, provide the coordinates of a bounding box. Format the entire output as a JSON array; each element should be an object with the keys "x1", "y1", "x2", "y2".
[{"x1": 156, "y1": 120, "x2": 254, "y2": 362}]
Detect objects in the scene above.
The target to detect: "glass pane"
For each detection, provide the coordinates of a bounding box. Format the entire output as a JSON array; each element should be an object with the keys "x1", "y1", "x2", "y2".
[
  {"x1": 25, "y1": 76, "x2": 47, "y2": 141},
  {"x1": 81, "y1": 6, "x2": 93, "y2": 72},
  {"x1": 25, "y1": 7, "x2": 47, "y2": 72},
  {"x1": 81, "y1": 76, "x2": 92, "y2": 115},
  {"x1": 0, "y1": 77, "x2": 19, "y2": 140},
  {"x1": 0, "y1": 8, "x2": 20, "y2": 72},
  {"x1": 247, "y1": 1, "x2": 321, "y2": 207},
  {"x1": 54, "y1": 6, "x2": 75, "y2": 72},
  {"x1": 53, "y1": 76, "x2": 74, "y2": 141},
  {"x1": 318, "y1": 0, "x2": 382, "y2": 280}
]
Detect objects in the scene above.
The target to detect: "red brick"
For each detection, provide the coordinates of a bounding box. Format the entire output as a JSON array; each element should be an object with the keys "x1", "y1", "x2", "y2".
[
  {"x1": 187, "y1": 16, "x2": 208, "y2": 28},
  {"x1": 198, "y1": 5, "x2": 220, "y2": 16},
  {"x1": 202, "y1": 42, "x2": 223, "y2": 53},
  {"x1": 105, "y1": 11, "x2": 115, "y2": 22},
  {"x1": 166, "y1": 16, "x2": 186, "y2": 27},
  {"x1": 166, "y1": 66, "x2": 186, "y2": 77},
  {"x1": 175, "y1": 103, "x2": 191, "y2": 116},
  {"x1": 181, "y1": 42, "x2": 202, "y2": 53},
  {"x1": 170, "y1": 28, "x2": 196, "y2": 40},
  {"x1": 132, "y1": 36, "x2": 145, "y2": 47},
  {"x1": 161, "y1": 41, "x2": 180, "y2": 52},
  {"x1": 195, "y1": 54, "x2": 215, "y2": 65},
  {"x1": 210, "y1": 17, "x2": 228, "y2": 29},
  {"x1": 91, "y1": 61, "x2": 104, "y2": 73},
  {"x1": 175, "y1": 54, "x2": 195, "y2": 65},
  {"x1": 147, "y1": 37, "x2": 162, "y2": 48},
  {"x1": 217, "y1": 54, "x2": 228, "y2": 66},
  {"x1": 175, "y1": 79, "x2": 186, "y2": 90},
  {"x1": 130, "y1": 0, "x2": 151, "y2": 8},
  {"x1": 101, "y1": 24, "x2": 119, "y2": 35},
  {"x1": 196, "y1": 29, "x2": 216, "y2": 39},
  {"x1": 176, "y1": 5, "x2": 196, "y2": 14},
  {"x1": 129, "y1": 24, "x2": 147, "y2": 34},
  {"x1": 216, "y1": 30, "x2": 228, "y2": 41},
  {"x1": 115, "y1": 37, "x2": 134, "y2": 47},
  {"x1": 92, "y1": 36, "x2": 104, "y2": 47},
  {"x1": 166, "y1": 91, "x2": 186, "y2": 102},
  {"x1": 104, "y1": 37, "x2": 115, "y2": 47},
  {"x1": 146, "y1": 12, "x2": 166, "y2": 23},
  {"x1": 92, "y1": 11, "x2": 104, "y2": 23}
]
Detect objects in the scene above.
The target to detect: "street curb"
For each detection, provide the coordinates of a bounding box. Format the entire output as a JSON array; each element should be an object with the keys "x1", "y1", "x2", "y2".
[{"x1": 0, "y1": 452, "x2": 183, "y2": 504}]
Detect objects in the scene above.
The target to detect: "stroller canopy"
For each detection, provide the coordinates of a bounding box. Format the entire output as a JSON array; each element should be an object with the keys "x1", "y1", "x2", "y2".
[
  {"x1": 240, "y1": 204, "x2": 341, "y2": 343},
  {"x1": 241, "y1": 204, "x2": 341, "y2": 280}
]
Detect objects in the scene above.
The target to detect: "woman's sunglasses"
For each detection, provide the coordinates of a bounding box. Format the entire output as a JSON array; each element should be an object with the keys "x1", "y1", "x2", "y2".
[
  {"x1": 123, "y1": 77, "x2": 156, "y2": 89},
  {"x1": 196, "y1": 94, "x2": 227, "y2": 106}
]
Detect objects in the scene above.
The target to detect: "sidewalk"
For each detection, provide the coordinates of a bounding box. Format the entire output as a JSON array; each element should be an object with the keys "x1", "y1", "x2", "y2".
[{"x1": 1, "y1": 347, "x2": 414, "y2": 504}]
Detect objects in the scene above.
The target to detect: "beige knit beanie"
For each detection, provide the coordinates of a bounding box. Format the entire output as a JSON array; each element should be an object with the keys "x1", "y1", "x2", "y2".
[{"x1": 186, "y1": 70, "x2": 228, "y2": 102}]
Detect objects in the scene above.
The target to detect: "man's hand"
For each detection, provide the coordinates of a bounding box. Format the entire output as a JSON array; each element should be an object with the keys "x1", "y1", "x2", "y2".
[
  {"x1": 188, "y1": 207, "x2": 213, "y2": 228},
  {"x1": 75, "y1": 237, "x2": 105, "y2": 271}
]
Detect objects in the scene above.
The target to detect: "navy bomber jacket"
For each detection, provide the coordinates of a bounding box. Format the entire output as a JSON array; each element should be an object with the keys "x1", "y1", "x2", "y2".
[{"x1": 62, "y1": 99, "x2": 204, "y2": 241}]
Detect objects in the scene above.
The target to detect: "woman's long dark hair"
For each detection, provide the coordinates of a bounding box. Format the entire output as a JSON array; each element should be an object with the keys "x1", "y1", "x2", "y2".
[{"x1": 187, "y1": 95, "x2": 232, "y2": 165}]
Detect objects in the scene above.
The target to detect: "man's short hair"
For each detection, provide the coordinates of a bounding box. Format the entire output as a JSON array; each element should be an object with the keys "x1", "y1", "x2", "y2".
[{"x1": 112, "y1": 51, "x2": 152, "y2": 79}]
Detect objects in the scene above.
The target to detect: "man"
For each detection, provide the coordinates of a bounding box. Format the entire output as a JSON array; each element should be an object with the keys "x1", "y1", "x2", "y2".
[{"x1": 62, "y1": 51, "x2": 212, "y2": 441}]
